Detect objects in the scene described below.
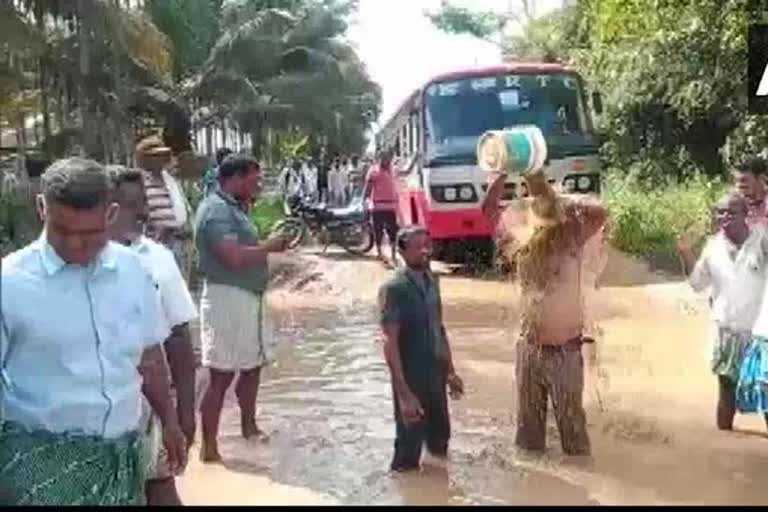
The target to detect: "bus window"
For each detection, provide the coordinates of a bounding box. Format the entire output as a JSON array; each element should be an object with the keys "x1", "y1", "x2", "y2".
[{"x1": 425, "y1": 73, "x2": 589, "y2": 142}]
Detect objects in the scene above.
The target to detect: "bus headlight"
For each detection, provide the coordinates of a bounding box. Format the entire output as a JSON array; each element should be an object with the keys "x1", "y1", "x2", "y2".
[
  {"x1": 577, "y1": 176, "x2": 591, "y2": 191},
  {"x1": 564, "y1": 178, "x2": 576, "y2": 192},
  {"x1": 444, "y1": 187, "x2": 457, "y2": 201},
  {"x1": 459, "y1": 186, "x2": 474, "y2": 200}
]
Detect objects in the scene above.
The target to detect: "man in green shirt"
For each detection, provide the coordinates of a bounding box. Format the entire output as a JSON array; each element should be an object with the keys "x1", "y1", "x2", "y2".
[
  {"x1": 194, "y1": 154, "x2": 289, "y2": 463},
  {"x1": 378, "y1": 226, "x2": 464, "y2": 472}
]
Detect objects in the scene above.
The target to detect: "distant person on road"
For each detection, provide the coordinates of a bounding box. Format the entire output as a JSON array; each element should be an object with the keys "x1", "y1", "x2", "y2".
[
  {"x1": 279, "y1": 159, "x2": 305, "y2": 200},
  {"x1": 194, "y1": 154, "x2": 290, "y2": 463},
  {"x1": 204, "y1": 147, "x2": 234, "y2": 196},
  {"x1": 732, "y1": 156, "x2": 768, "y2": 228},
  {"x1": 302, "y1": 160, "x2": 317, "y2": 200},
  {"x1": 678, "y1": 192, "x2": 768, "y2": 430},
  {"x1": 107, "y1": 166, "x2": 198, "y2": 506},
  {"x1": 482, "y1": 170, "x2": 608, "y2": 456},
  {"x1": 364, "y1": 150, "x2": 401, "y2": 266},
  {"x1": 328, "y1": 158, "x2": 343, "y2": 207},
  {"x1": 378, "y1": 226, "x2": 464, "y2": 472},
  {"x1": 316, "y1": 157, "x2": 330, "y2": 203}
]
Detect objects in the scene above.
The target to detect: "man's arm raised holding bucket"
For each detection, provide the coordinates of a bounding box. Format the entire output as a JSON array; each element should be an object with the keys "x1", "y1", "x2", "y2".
[{"x1": 481, "y1": 171, "x2": 507, "y2": 226}]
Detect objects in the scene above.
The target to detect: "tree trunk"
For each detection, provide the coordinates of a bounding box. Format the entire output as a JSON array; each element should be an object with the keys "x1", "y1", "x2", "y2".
[
  {"x1": 250, "y1": 124, "x2": 263, "y2": 160},
  {"x1": 36, "y1": 4, "x2": 53, "y2": 161},
  {"x1": 15, "y1": 114, "x2": 28, "y2": 186},
  {"x1": 77, "y1": 0, "x2": 98, "y2": 158}
]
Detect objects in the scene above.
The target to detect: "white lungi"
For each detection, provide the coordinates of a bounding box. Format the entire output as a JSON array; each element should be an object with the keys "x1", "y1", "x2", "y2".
[{"x1": 200, "y1": 281, "x2": 275, "y2": 371}]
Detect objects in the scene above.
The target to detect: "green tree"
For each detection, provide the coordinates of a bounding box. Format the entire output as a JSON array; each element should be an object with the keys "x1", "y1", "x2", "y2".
[{"x1": 188, "y1": 0, "x2": 380, "y2": 160}]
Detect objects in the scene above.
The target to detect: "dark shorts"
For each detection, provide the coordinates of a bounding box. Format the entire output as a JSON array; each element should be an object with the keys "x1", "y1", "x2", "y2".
[
  {"x1": 391, "y1": 383, "x2": 450, "y2": 472},
  {"x1": 372, "y1": 210, "x2": 399, "y2": 246}
]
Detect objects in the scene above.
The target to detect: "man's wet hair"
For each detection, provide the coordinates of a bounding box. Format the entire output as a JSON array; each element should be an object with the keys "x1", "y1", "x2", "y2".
[
  {"x1": 397, "y1": 225, "x2": 430, "y2": 251},
  {"x1": 216, "y1": 147, "x2": 233, "y2": 166},
  {"x1": 41, "y1": 157, "x2": 110, "y2": 209},
  {"x1": 734, "y1": 156, "x2": 767, "y2": 177},
  {"x1": 218, "y1": 154, "x2": 259, "y2": 181}
]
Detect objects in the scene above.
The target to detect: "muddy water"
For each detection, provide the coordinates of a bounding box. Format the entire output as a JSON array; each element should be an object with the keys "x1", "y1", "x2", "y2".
[{"x1": 184, "y1": 251, "x2": 768, "y2": 505}]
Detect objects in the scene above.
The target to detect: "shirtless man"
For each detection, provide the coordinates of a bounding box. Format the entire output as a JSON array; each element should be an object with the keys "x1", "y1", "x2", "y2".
[{"x1": 482, "y1": 170, "x2": 608, "y2": 455}]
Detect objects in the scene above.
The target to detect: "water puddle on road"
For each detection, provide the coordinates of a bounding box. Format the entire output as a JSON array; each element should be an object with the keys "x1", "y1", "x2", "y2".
[
  {"x1": 209, "y1": 307, "x2": 598, "y2": 505},
  {"x1": 197, "y1": 253, "x2": 768, "y2": 506}
]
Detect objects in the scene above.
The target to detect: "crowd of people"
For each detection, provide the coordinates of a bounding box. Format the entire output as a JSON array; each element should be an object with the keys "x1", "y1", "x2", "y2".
[
  {"x1": 8, "y1": 129, "x2": 768, "y2": 506},
  {"x1": 275, "y1": 150, "x2": 404, "y2": 266},
  {"x1": 0, "y1": 136, "x2": 290, "y2": 505},
  {"x1": 0, "y1": 132, "x2": 607, "y2": 504},
  {"x1": 676, "y1": 157, "x2": 768, "y2": 432},
  {"x1": 277, "y1": 154, "x2": 368, "y2": 207}
]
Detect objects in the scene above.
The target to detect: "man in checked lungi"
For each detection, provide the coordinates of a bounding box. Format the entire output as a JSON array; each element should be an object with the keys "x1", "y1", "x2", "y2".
[
  {"x1": 678, "y1": 191, "x2": 768, "y2": 431},
  {"x1": 0, "y1": 158, "x2": 187, "y2": 505}
]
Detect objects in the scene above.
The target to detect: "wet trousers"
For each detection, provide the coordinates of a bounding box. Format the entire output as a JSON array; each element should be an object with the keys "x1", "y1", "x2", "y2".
[
  {"x1": 391, "y1": 379, "x2": 450, "y2": 472},
  {"x1": 515, "y1": 338, "x2": 590, "y2": 455}
]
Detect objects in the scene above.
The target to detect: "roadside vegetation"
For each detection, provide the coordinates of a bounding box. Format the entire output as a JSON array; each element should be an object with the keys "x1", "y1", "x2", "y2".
[
  {"x1": 251, "y1": 195, "x2": 285, "y2": 236},
  {"x1": 603, "y1": 171, "x2": 726, "y2": 271},
  {"x1": 0, "y1": 0, "x2": 381, "y2": 257}
]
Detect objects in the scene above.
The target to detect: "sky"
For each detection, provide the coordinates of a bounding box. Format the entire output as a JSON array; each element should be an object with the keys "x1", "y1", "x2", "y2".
[{"x1": 346, "y1": 0, "x2": 566, "y2": 126}]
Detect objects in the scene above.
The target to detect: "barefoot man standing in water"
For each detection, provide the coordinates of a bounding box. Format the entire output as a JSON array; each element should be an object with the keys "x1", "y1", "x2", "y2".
[
  {"x1": 482, "y1": 169, "x2": 608, "y2": 455},
  {"x1": 194, "y1": 155, "x2": 290, "y2": 463},
  {"x1": 379, "y1": 226, "x2": 464, "y2": 472}
]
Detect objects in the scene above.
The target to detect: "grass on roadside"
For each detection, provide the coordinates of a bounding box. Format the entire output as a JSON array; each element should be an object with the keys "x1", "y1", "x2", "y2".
[{"x1": 602, "y1": 171, "x2": 727, "y2": 271}]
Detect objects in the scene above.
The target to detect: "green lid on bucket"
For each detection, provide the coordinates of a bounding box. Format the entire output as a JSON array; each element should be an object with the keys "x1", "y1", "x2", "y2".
[{"x1": 477, "y1": 125, "x2": 547, "y2": 176}]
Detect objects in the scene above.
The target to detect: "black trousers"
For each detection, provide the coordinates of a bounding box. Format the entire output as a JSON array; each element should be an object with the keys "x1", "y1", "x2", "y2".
[
  {"x1": 391, "y1": 382, "x2": 451, "y2": 472},
  {"x1": 372, "y1": 210, "x2": 399, "y2": 247}
]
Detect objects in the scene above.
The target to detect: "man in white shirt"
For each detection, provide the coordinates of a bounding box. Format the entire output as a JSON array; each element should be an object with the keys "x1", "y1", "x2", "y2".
[
  {"x1": 0, "y1": 158, "x2": 186, "y2": 505},
  {"x1": 678, "y1": 192, "x2": 768, "y2": 431},
  {"x1": 302, "y1": 160, "x2": 317, "y2": 200},
  {"x1": 107, "y1": 166, "x2": 198, "y2": 505},
  {"x1": 328, "y1": 158, "x2": 343, "y2": 207}
]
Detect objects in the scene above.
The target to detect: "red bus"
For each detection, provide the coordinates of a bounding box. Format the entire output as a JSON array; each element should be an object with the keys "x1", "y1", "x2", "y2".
[{"x1": 376, "y1": 63, "x2": 603, "y2": 264}]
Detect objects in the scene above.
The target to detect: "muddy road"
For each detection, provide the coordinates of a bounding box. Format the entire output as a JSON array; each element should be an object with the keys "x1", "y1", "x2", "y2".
[{"x1": 179, "y1": 248, "x2": 768, "y2": 505}]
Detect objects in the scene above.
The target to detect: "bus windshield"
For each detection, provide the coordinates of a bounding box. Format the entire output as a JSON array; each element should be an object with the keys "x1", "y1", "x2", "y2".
[{"x1": 424, "y1": 73, "x2": 595, "y2": 164}]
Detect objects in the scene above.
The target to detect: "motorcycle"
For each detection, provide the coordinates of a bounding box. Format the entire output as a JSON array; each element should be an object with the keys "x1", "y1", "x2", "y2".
[{"x1": 271, "y1": 191, "x2": 374, "y2": 255}]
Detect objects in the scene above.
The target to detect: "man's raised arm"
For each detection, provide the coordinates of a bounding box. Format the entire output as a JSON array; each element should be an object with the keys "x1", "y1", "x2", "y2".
[{"x1": 481, "y1": 171, "x2": 507, "y2": 226}]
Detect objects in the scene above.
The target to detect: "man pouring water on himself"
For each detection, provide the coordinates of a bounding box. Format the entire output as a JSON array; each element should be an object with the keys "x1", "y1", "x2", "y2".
[{"x1": 480, "y1": 127, "x2": 608, "y2": 456}]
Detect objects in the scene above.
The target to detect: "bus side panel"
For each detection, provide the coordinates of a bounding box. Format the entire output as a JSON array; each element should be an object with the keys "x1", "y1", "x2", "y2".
[
  {"x1": 398, "y1": 187, "x2": 494, "y2": 240},
  {"x1": 427, "y1": 208, "x2": 495, "y2": 240},
  {"x1": 398, "y1": 188, "x2": 429, "y2": 227}
]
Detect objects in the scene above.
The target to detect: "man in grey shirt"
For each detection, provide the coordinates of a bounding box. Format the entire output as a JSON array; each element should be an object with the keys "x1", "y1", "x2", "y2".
[{"x1": 194, "y1": 154, "x2": 289, "y2": 463}]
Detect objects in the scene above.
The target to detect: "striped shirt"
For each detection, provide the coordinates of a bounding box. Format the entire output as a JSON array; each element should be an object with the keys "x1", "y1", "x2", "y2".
[{"x1": 143, "y1": 171, "x2": 184, "y2": 235}]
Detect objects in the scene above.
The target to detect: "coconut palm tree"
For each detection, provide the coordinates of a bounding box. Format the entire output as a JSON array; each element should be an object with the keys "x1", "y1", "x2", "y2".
[{"x1": 187, "y1": 0, "x2": 381, "y2": 160}]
